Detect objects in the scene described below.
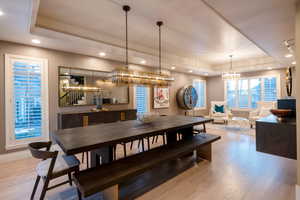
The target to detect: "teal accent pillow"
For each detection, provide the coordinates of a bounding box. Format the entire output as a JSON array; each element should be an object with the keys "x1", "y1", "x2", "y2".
[{"x1": 214, "y1": 105, "x2": 224, "y2": 113}]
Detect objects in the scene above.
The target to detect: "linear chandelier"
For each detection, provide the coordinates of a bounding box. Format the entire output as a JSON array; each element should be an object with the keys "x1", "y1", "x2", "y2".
[
  {"x1": 62, "y1": 86, "x2": 102, "y2": 92},
  {"x1": 222, "y1": 55, "x2": 240, "y2": 80},
  {"x1": 111, "y1": 70, "x2": 174, "y2": 85},
  {"x1": 61, "y1": 79, "x2": 103, "y2": 92},
  {"x1": 60, "y1": 69, "x2": 103, "y2": 92},
  {"x1": 111, "y1": 5, "x2": 174, "y2": 86}
]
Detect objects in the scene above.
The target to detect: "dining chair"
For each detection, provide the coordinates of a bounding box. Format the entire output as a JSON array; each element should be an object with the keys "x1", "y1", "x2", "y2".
[
  {"x1": 28, "y1": 141, "x2": 80, "y2": 200},
  {"x1": 151, "y1": 115, "x2": 167, "y2": 146},
  {"x1": 131, "y1": 133, "x2": 166, "y2": 151},
  {"x1": 176, "y1": 124, "x2": 206, "y2": 141},
  {"x1": 194, "y1": 123, "x2": 206, "y2": 134},
  {"x1": 152, "y1": 133, "x2": 166, "y2": 145},
  {"x1": 112, "y1": 120, "x2": 130, "y2": 159},
  {"x1": 114, "y1": 121, "x2": 154, "y2": 159},
  {"x1": 116, "y1": 139, "x2": 146, "y2": 159},
  {"x1": 113, "y1": 143, "x2": 126, "y2": 160}
]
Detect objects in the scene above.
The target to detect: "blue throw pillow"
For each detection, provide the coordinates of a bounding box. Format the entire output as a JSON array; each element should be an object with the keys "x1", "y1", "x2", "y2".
[{"x1": 214, "y1": 105, "x2": 224, "y2": 113}]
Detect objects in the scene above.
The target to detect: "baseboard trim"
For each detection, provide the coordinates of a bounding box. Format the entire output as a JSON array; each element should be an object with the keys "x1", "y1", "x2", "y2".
[
  {"x1": 296, "y1": 184, "x2": 300, "y2": 200},
  {"x1": 0, "y1": 150, "x2": 31, "y2": 164}
]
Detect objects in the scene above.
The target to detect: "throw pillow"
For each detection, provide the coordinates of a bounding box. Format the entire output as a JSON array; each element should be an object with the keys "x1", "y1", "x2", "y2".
[{"x1": 214, "y1": 105, "x2": 225, "y2": 113}]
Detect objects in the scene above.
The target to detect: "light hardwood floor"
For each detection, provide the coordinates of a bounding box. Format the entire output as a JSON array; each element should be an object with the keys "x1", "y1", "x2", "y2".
[{"x1": 0, "y1": 124, "x2": 296, "y2": 200}]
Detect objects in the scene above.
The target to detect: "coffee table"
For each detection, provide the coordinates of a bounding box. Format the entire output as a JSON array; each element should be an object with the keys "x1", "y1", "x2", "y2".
[{"x1": 228, "y1": 117, "x2": 250, "y2": 129}]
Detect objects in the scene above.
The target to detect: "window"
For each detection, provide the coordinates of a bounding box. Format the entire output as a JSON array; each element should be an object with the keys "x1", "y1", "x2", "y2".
[
  {"x1": 225, "y1": 75, "x2": 279, "y2": 109},
  {"x1": 193, "y1": 79, "x2": 206, "y2": 109},
  {"x1": 226, "y1": 79, "x2": 237, "y2": 108},
  {"x1": 264, "y1": 77, "x2": 277, "y2": 101},
  {"x1": 238, "y1": 79, "x2": 249, "y2": 108},
  {"x1": 5, "y1": 54, "x2": 49, "y2": 150},
  {"x1": 134, "y1": 85, "x2": 149, "y2": 114},
  {"x1": 250, "y1": 78, "x2": 261, "y2": 108}
]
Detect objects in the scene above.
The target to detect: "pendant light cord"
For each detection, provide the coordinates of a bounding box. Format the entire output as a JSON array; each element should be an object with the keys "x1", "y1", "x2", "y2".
[
  {"x1": 126, "y1": 9, "x2": 128, "y2": 67},
  {"x1": 157, "y1": 21, "x2": 163, "y2": 75},
  {"x1": 123, "y1": 5, "x2": 130, "y2": 68},
  {"x1": 159, "y1": 24, "x2": 161, "y2": 75}
]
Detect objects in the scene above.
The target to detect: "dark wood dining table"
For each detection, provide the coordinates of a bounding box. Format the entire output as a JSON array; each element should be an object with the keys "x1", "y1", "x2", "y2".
[{"x1": 53, "y1": 115, "x2": 212, "y2": 167}]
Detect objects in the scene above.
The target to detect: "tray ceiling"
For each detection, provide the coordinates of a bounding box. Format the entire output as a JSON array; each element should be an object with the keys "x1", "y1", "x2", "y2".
[
  {"x1": 0, "y1": 0, "x2": 295, "y2": 75},
  {"x1": 36, "y1": 0, "x2": 266, "y2": 66}
]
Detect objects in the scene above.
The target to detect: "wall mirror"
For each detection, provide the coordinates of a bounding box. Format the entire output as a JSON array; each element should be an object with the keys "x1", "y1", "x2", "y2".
[{"x1": 59, "y1": 66, "x2": 129, "y2": 107}]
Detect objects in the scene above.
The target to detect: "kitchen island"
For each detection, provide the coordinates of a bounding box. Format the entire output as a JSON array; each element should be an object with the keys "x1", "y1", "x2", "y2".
[{"x1": 256, "y1": 115, "x2": 296, "y2": 160}]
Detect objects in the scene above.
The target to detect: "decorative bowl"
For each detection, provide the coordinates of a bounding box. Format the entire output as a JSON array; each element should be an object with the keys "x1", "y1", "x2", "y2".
[
  {"x1": 137, "y1": 112, "x2": 159, "y2": 124},
  {"x1": 270, "y1": 109, "x2": 292, "y2": 121}
]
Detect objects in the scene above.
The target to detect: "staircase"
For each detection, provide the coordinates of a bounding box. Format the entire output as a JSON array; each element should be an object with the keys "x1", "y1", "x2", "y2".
[{"x1": 60, "y1": 76, "x2": 87, "y2": 106}]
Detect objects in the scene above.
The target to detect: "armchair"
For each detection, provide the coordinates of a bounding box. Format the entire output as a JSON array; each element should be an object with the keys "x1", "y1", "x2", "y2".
[
  {"x1": 249, "y1": 101, "x2": 276, "y2": 128},
  {"x1": 210, "y1": 101, "x2": 231, "y2": 124}
]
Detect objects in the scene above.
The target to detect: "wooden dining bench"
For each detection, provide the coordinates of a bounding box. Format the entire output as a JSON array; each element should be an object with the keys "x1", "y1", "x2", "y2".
[{"x1": 73, "y1": 133, "x2": 220, "y2": 200}]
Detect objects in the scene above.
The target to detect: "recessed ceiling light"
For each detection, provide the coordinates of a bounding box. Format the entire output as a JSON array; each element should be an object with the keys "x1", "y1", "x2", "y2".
[
  {"x1": 292, "y1": 61, "x2": 296, "y2": 65},
  {"x1": 99, "y1": 52, "x2": 106, "y2": 57},
  {"x1": 268, "y1": 67, "x2": 272, "y2": 70},
  {"x1": 171, "y1": 66, "x2": 176, "y2": 70},
  {"x1": 188, "y1": 70, "x2": 193, "y2": 73},
  {"x1": 140, "y1": 60, "x2": 146, "y2": 64},
  {"x1": 31, "y1": 39, "x2": 41, "y2": 44},
  {"x1": 0, "y1": 11, "x2": 4, "y2": 16},
  {"x1": 285, "y1": 54, "x2": 293, "y2": 58}
]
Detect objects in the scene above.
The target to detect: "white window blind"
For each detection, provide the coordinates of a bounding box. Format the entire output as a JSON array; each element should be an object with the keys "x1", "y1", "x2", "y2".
[
  {"x1": 135, "y1": 85, "x2": 149, "y2": 114},
  {"x1": 5, "y1": 54, "x2": 49, "y2": 150},
  {"x1": 263, "y1": 77, "x2": 277, "y2": 101},
  {"x1": 14, "y1": 62, "x2": 42, "y2": 139},
  {"x1": 238, "y1": 79, "x2": 249, "y2": 108},
  {"x1": 225, "y1": 75, "x2": 279, "y2": 109},
  {"x1": 250, "y1": 78, "x2": 261, "y2": 108},
  {"x1": 226, "y1": 79, "x2": 237, "y2": 108},
  {"x1": 193, "y1": 80, "x2": 206, "y2": 108}
]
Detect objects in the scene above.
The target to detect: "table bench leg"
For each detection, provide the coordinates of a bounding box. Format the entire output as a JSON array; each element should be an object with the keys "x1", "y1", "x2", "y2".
[
  {"x1": 180, "y1": 127, "x2": 194, "y2": 157},
  {"x1": 91, "y1": 146, "x2": 114, "y2": 167},
  {"x1": 103, "y1": 185, "x2": 119, "y2": 200},
  {"x1": 196, "y1": 143, "x2": 212, "y2": 162}
]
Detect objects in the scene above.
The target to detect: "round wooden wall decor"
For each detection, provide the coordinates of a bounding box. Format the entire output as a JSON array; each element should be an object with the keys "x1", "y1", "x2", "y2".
[{"x1": 176, "y1": 85, "x2": 198, "y2": 110}]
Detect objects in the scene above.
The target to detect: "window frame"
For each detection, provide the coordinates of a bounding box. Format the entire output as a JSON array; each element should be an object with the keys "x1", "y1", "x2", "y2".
[
  {"x1": 192, "y1": 79, "x2": 207, "y2": 110},
  {"x1": 224, "y1": 74, "x2": 281, "y2": 110},
  {"x1": 5, "y1": 54, "x2": 49, "y2": 150},
  {"x1": 133, "y1": 85, "x2": 151, "y2": 114}
]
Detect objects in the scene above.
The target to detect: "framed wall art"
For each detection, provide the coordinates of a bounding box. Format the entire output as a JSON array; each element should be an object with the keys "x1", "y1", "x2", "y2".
[{"x1": 153, "y1": 87, "x2": 170, "y2": 108}]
